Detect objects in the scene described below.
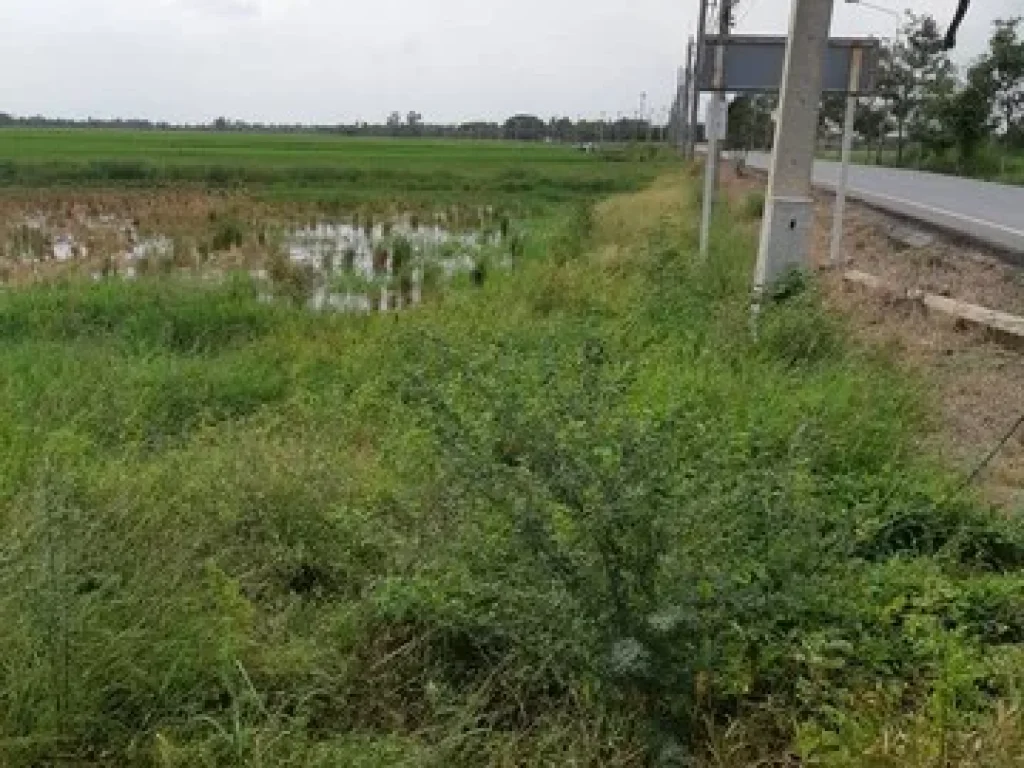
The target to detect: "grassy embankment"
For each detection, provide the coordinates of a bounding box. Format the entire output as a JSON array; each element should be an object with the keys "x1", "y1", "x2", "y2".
[{"x1": 0, "y1": 142, "x2": 1022, "y2": 765}]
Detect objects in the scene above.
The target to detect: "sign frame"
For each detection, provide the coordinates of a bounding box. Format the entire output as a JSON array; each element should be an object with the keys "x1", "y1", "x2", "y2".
[{"x1": 697, "y1": 35, "x2": 880, "y2": 95}]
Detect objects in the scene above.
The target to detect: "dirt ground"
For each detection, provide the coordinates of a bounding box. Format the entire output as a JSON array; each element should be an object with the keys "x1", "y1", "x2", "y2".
[{"x1": 724, "y1": 163, "x2": 1024, "y2": 510}]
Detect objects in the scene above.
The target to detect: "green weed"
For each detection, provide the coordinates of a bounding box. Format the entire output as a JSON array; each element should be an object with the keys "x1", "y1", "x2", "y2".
[{"x1": 0, "y1": 170, "x2": 1019, "y2": 767}]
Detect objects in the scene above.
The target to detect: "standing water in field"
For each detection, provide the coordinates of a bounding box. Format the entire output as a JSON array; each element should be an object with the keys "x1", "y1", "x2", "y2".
[
  {"x1": 283, "y1": 217, "x2": 501, "y2": 311},
  {"x1": 0, "y1": 210, "x2": 515, "y2": 312}
]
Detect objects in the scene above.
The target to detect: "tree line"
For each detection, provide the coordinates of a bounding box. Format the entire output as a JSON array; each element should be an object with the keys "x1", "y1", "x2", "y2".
[
  {"x1": 0, "y1": 110, "x2": 664, "y2": 144},
  {"x1": 727, "y1": 14, "x2": 1024, "y2": 178}
]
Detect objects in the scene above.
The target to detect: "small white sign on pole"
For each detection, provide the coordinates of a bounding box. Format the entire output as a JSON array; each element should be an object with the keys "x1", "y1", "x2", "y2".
[{"x1": 707, "y1": 101, "x2": 728, "y2": 142}]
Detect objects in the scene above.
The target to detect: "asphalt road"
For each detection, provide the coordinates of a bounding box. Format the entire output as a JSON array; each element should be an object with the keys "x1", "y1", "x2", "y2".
[{"x1": 741, "y1": 151, "x2": 1024, "y2": 255}]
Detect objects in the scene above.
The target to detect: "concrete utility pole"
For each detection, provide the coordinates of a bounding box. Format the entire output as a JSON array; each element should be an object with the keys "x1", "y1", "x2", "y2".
[
  {"x1": 688, "y1": 0, "x2": 710, "y2": 159},
  {"x1": 681, "y1": 37, "x2": 695, "y2": 153},
  {"x1": 699, "y1": 0, "x2": 731, "y2": 258},
  {"x1": 713, "y1": 0, "x2": 733, "y2": 187},
  {"x1": 754, "y1": 0, "x2": 835, "y2": 291}
]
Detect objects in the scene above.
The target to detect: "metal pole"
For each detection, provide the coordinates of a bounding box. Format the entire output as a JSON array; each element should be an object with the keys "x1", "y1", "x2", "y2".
[
  {"x1": 688, "y1": 0, "x2": 710, "y2": 159},
  {"x1": 753, "y1": 0, "x2": 835, "y2": 292},
  {"x1": 829, "y1": 47, "x2": 863, "y2": 266},
  {"x1": 700, "y1": 61, "x2": 724, "y2": 259}
]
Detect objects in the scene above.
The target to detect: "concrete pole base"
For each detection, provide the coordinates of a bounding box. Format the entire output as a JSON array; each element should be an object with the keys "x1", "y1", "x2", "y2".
[{"x1": 754, "y1": 195, "x2": 815, "y2": 291}]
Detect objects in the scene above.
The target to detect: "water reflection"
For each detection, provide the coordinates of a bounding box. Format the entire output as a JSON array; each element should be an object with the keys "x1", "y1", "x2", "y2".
[{"x1": 1, "y1": 212, "x2": 507, "y2": 313}]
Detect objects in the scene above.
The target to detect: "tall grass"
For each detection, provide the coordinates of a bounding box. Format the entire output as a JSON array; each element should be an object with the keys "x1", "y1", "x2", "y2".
[{"x1": 0, "y1": 173, "x2": 1021, "y2": 766}]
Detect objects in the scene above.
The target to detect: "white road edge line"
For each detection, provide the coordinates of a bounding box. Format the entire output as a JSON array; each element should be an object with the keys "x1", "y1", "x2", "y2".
[{"x1": 840, "y1": 187, "x2": 1024, "y2": 238}]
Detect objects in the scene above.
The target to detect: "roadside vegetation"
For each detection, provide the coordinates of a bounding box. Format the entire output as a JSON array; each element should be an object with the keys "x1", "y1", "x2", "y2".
[{"x1": 0, "y1": 149, "x2": 1022, "y2": 766}]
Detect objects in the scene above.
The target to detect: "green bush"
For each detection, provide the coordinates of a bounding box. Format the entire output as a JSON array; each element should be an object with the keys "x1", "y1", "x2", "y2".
[
  {"x1": 210, "y1": 219, "x2": 245, "y2": 251},
  {"x1": 742, "y1": 189, "x2": 765, "y2": 220}
]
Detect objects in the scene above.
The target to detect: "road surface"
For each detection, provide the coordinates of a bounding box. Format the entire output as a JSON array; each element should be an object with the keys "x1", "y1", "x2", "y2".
[{"x1": 741, "y1": 151, "x2": 1024, "y2": 256}]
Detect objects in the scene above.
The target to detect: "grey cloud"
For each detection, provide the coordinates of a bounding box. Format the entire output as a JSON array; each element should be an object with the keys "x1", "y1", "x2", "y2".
[
  {"x1": 177, "y1": 0, "x2": 263, "y2": 19},
  {"x1": 0, "y1": 0, "x2": 1015, "y2": 125}
]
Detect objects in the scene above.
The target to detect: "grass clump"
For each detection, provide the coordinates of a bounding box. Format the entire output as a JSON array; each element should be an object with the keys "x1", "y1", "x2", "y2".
[
  {"x1": 741, "y1": 189, "x2": 765, "y2": 220},
  {"x1": 0, "y1": 171, "x2": 1020, "y2": 766}
]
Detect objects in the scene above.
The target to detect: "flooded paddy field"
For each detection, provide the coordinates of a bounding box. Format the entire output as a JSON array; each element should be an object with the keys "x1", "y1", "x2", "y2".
[
  {"x1": 0, "y1": 189, "x2": 522, "y2": 311},
  {"x1": 0, "y1": 132, "x2": 674, "y2": 309}
]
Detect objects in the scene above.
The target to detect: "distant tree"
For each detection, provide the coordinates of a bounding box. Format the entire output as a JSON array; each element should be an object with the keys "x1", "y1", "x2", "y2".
[
  {"x1": 459, "y1": 121, "x2": 501, "y2": 140},
  {"x1": 503, "y1": 114, "x2": 546, "y2": 141},
  {"x1": 386, "y1": 111, "x2": 403, "y2": 136},
  {"x1": 854, "y1": 98, "x2": 893, "y2": 163},
  {"x1": 213, "y1": 116, "x2": 229, "y2": 131},
  {"x1": 550, "y1": 117, "x2": 574, "y2": 142},
  {"x1": 944, "y1": 84, "x2": 996, "y2": 164},
  {"x1": 883, "y1": 14, "x2": 957, "y2": 164},
  {"x1": 727, "y1": 95, "x2": 775, "y2": 151},
  {"x1": 973, "y1": 18, "x2": 1024, "y2": 147},
  {"x1": 406, "y1": 111, "x2": 423, "y2": 137},
  {"x1": 914, "y1": 65, "x2": 960, "y2": 160},
  {"x1": 818, "y1": 93, "x2": 846, "y2": 140}
]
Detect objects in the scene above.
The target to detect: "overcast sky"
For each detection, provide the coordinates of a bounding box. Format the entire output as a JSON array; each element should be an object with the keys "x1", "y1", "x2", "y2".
[{"x1": 0, "y1": 0, "x2": 1019, "y2": 124}]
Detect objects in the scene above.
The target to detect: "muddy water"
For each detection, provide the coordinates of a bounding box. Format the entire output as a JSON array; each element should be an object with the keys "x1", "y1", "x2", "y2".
[
  {"x1": 1, "y1": 213, "x2": 505, "y2": 312},
  {"x1": 284, "y1": 219, "x2": 496, "y2": 311},
  {"x1": 286, "y1": 221, "x2": 490, "y2": 278}
]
